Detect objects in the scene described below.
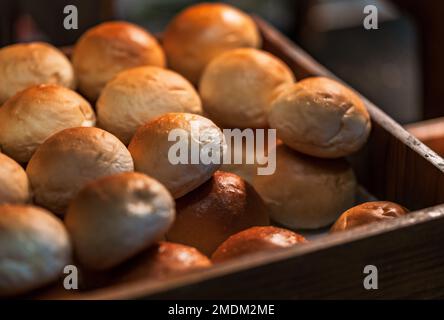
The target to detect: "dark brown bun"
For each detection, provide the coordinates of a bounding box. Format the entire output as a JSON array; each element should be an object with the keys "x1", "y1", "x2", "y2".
[
  {"x1": 163, "y1": 2, "x2": 261, "y2": 85},
  {"x1": 0, "y1": 153, "x2": 31, "y2": 204},
  {"x1": 330, "y1": 201, "x2": 408, "y2": 232},
  {"x1": 212, "y1": 226, "x2": 305, "y2": 263},
  {"x1": 166, "y1": 171, "x2": 270, "y2": 256},
  {"x1": 0, "y1": 205, "x2": 71, "y2": 297}
]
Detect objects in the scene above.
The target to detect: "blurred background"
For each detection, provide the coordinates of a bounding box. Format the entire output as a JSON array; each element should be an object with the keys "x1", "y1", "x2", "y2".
[{"x1": 1, "y1": 0, "x2": 443, "y2": 124}]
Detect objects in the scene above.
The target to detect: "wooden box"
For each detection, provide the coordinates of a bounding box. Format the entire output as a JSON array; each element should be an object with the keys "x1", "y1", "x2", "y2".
[{"x1": 42, "y1": 17, "x2": 444, "y2": 300}]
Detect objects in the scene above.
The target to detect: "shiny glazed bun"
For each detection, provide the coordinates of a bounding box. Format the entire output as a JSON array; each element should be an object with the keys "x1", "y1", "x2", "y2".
[
  {"x1": 0, "y1": 153, "x2": 31, "y2": 204},
  {"x1": 330, "y1": 201, "x2": 408, "y2": 232},
  {"x1": 199, "y1": 48, "x2": 294, "y2": 128},
  {"x1": 212, "y1": 226, "x2": 305, "y2": 262},
  {"x1": 97, "y1": 66, "x2": 202, "y2": 144},
  {"x1": 166, "y1": 171, "x2": 270, "y2": 256},
  {"x1": 0, "y1": 205, "x2": 71, "y2": 297},
  {"x1": 72, "y1": 21, "x2": 165, "y2": 100},
  {"x1": 65, "y1": 172, "x2": 175, "y2": 270},
  {"x1": 26, "y1": 127, "x2": 134, "y2": 215},
  {"x1": 252, "y1": 144, "x2": 356, "y2": 229},
  {"x1": 268, "y1": 77, "x2": 371, "y2": 158},
  {"x1": 0, "y1": 42, "x2": 75, "y2": 104},
  {"x1": 0, "y1": 84, "x2": 95, "y2": 163},
  {"x1": 128, "y1": 113, "x2": 225, "y2": 198},
  {"x1": 163, "y1": 2, "x2": 261, "y2": 84}
]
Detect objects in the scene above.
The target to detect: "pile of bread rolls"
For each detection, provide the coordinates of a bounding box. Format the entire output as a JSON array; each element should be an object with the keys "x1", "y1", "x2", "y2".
[{"x1": 0, "y1": 2, "x2": 409, "y2": 298}]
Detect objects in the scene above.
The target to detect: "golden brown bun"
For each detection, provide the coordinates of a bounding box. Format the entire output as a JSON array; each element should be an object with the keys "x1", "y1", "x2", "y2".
[
  {"x1": 212, "y1": 226, "x2": 305, "y2": 263},
  {"x1": 252, "y1": 144, "x2": 356, "y2": 229},
  {"x1": 268, "y1": 77, "x2": 371, "y2": 158},
  {"x1": 0, "y1": 205, "x2": 71, "y2": 297},
  {"x1": 26, "y1": 127, "x2": 134, "y2": 215},
  {"x1": 166, "y1": 171, "x2": 270, "y2": 256},
  {"x1": 0, "y1": 84, "x2": 95, "y2": 163},
  {"x1": 163, "y1": 2, "x2": 261, "y2": 85},
  {"x1": 72, "y1": 21, "x2": 165, "y2": 101},
  {"x1": 199, "y1": 48, "x2": 294, "y2": 128},
  {"x1": 0, "y1": 153, "x2": 31, "y2": 204},
  {"x1": 0, "y1": 42, "x2": 75, "y2": 104},
  {"x1": 330, "y1": 201, "x2": 408, "y2": 232},
  {"x1": 65, "y1": 172, "x2": 175, "y2": 270},
  {"x1": 128, "y1": 113, "x2": 225, "y2": 198},
  {"x1": 97, "y1": 66, "x2": 202, "y2": 144}
]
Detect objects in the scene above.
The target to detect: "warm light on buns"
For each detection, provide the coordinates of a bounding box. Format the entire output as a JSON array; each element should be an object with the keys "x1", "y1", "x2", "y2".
[
  {"x1": 65, "y1": 172, "x2": 175, "y2": 270},
  {"x1": 0, "y1": 205, "x2": 71, "y2": 297},
  {"x1": 268, "y1": 77, "x2": 371, "y2": 158},
  {"x1": 72, "y1": 21, "x2": 166, "y2": 101},
  {"x1": 212, "y1": 226, "x2": 305, "y2": 262},
  {"x1": 128, "y1": 113, "x2": 225, "y2": 198},
  {"x1": 330, "y1": 201, "x2": 408, "y2": 232},
  {"x1": 199, "y1": 48, "x2": 294, "y2": 128},
  {"x1": 163, "y1": 2, "x2": 261, "y2": 84},
  {"x1": 0, "y1": 42, "x2": 75, "y2": 104},
  {"x1": 166, "y1": 171, "x2": 270, "y2": 256},
  {"x1": 0, "y1": 153, "x2": 31, "y2": 205},
  {"x1": 97, "y1": 66, "x2": 202, "y2": 144},
  {"x1": 252, "y1": 144, "x2": 356, "y2": 229},
  {"x1": 0, "y1": 84, "x2": 95, "y2": 163},
  {"x1": 26, "y1": 127, "x2": 134, "y2": 215}
]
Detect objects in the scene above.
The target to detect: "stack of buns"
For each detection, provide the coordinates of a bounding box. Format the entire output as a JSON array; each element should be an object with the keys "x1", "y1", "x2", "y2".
[{"x1": 0, "y1": 1, "x2": 409, "y2": 298}]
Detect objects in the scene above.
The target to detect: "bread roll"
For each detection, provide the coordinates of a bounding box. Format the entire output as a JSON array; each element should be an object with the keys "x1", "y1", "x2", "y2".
[
  {"x1": 26, "y1": 127, "x2": 134, "y2": 215},
  {"x1": 65, "y1": 172, "x2": 175, "y2": 270},
  {"x1": 72, "y1": 21, "x2": 165, "y2": 101},
  {"x1": 331, "y1": 201, "x2": 408, "y2": 232},
  {"x1": 128, "y1": 113, "x2": 225, "y2": 198},
  {"x1": 0, "y1": 153, "x2": 31, "y2": 204},
  {"x1": 212, "y1": 226, "x2": 305, "y2": 262},
  {"x1": 166, "y1": 171, "x2": 270, "y2": 256},
  {"x1": 199, "y1": 48, "x2": 294, "y2": 128},
  {"x1": 0, "y1": 205, "x2": 71, "y2": 297},
  {"x1": 0, "y1": 84, "x2": 95, "y2": 163},
  {"x1": 97, "y1": 66, "x2": 202, "y2": 144},
  {"x1": 163, "y1": 2, "x2": 261, "y2": 85},
  {"x1": 268, "y1": 77, "x2": 371, "y2": 158},
  {"x1": 252, "y1": 144, "x2": 356, "y2": 229}
]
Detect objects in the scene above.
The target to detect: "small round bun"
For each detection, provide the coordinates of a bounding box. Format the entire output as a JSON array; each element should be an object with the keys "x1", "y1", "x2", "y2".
[
  {"x1": 128, "y1": 113, "x2": 225, "y2": 198},
  {"x1": 330, "y1": 201, "x2": 408, "y2": 233},
  {"x1": 0, "y1": 153, "x2": 31, "y2": 204},
  {"x1": 163, "y1": 2, "x2": 261, "y2": 84},
  {"x1": 65, "y1": 172, "x2": 175, "y2": 270},
  {"x1": 72, "y1": 21, "x2": 166, "y2": 101},
  {"x1": 212, "y1": 226, "x2": 305, "y2": 262},
  {"x1": 0, "y1": 205, "x2": 71, "y2": 297},
  {"x1": 268, "y1": 77, "x2": 371, "y2": 158},
  {"x1": 252, "y1": 144, "x2": 356, "y2": 229},
  {"x1": 97, "y1": 66, "x2": 202, "y2": 144},
  {"x1": 0, "y1": 84, "x2": 95, "y2": 163},
  {"x1": 0, "y1": 42, "x2": 75, "y2": 104},
  {"x1": 26, "y1": 127, "x2": 134, "y2": 215},
  {"x1": 166, "y1": 171, "x2": 270, "y2": 256},
  {"x1": 199, "y1": 48, "x2": 294, "y2": 128}
]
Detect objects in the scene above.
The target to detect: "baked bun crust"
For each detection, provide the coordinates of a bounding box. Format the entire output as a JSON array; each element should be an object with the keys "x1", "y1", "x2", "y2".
[
  {"x1": 0, "y1": 153, "x2": 31, "y2": 205},
  {"x1": 166, "y1": 171, "x2": 270, "y2": 256},
  {"x1": 26, "y1": 127, "x2": 134, "y2": 215},
  {"x1": 72, "y1": 21, "x2": 165, "y2": 100},
  {"x1": 0, "y1": 84, "x2": 95, "y2": 163},
  {"x1": 268, "y1": 77, "x2": 371, "y2": 158},
  {"x1": 212, "y1": 226, "x2": 305, "y2": 262},
  {"x1": 330, "y1": 201, "x2": 408, "y2": 232},
  {"x1": 199, "y1": 48, "x2": 294, "y2": 128},
  {"x1": 0, "y1": 205, "x2": 71, "y2": 297},
  {"x1": 97, "y1": 66, "x2": 202, "y2": 144},
  {"x1": 0, "y1": 42, "x2": 75, "y2": 104},
  {"x1": 163, "y1": 2, "x2": 261, "y2": 84}
]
